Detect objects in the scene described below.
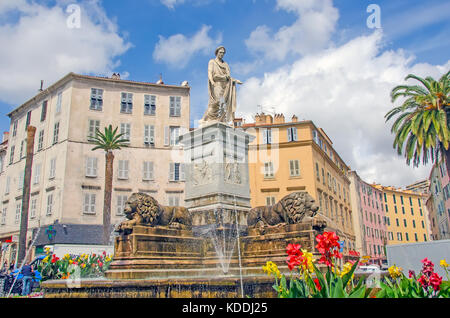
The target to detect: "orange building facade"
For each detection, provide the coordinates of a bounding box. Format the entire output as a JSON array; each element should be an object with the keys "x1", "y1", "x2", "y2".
[{"x1": 239, "y1": 113, "x2": 356, "y2": 254}]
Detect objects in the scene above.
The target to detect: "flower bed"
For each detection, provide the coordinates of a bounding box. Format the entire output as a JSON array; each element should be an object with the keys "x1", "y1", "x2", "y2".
[
  {"x1": 263, "y1": 231, "x2": 449, "y2": 298},
  {"x1": 38, "y1": 248, "x2": 113, "y2": 281}
]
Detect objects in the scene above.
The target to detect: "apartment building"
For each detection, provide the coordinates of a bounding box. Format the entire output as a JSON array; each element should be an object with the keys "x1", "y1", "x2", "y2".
[
  {"x1": 428, "y1": 159, "x2": 450, "y2": 240},
  {"x1": 0, "y1": 73, "x2": 190, "y2": 264},
  {"x1": 373, "y1": 184, "x2": 430, "y2": 245},
  {"x1": 349, "y1": 171, "x2": 387, "y2": 265},
  {"x1": 240, "y1": 113, "x2": 356, "y2": 255}
]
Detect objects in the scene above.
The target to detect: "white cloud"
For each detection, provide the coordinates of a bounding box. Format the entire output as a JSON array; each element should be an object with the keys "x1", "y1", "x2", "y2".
[
  {"x1": 160, "y1": 0, "x2": 185, "y2": 9},
  {"x1": 0, "y1": 1, "x2": 131, "y2": 105},
  {"x1": 245, "y1": 0, "x2": 338, "y2": 61},
  {"x1": 237, "y1": 30, "x2": 450, "y2": 187},
  {"x1": 153, "y1": 25, "x2": 222, "y2": 69}
]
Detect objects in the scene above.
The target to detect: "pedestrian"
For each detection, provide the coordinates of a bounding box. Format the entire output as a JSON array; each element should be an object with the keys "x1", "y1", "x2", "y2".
[{"x1": 20, "y1": 262, "x2": 34, "y2": 296}]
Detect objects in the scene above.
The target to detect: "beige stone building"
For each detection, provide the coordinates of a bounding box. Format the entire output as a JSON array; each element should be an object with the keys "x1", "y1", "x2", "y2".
[
  {"x1": 239, "y1": 113, "x2": 356, "y2": 255},
  {"x1": 0, "y1": 73, "x2": 190, "y2": 263}
]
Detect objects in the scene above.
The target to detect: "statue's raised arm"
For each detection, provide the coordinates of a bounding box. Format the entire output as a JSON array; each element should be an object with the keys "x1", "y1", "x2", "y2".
[{"x1": 201, "y1": 46, "x2": 242, "y2": 124}]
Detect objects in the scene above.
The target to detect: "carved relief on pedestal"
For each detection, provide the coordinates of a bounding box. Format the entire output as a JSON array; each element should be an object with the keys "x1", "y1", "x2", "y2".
[
  {"x1": 224, "y1": 162, "x2": 241, "y2": 184},
  {"x1": 193, "y1": 160, "x2": 212, "y2": 186}
]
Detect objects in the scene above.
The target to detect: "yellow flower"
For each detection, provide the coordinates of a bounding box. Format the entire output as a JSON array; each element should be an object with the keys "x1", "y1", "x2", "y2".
[
  {"x1": 340, "y1": 262, "x2": 355, "y2": 283},
  {"x1": 440, "y1": 259, "x2": 449, "y2": 268},
  {"x1": 69, "y1": 260, "x2": 73, "y2": 264},
  {"x1": 388, "y1": 265, "x2": 402, "y2": 279},
  {"x1": 81, "y1": 263, "x2": 86, "y2": 268},
  {"x1": 300, "y1": 249, "x2": 315, "y2": 276},
  {"x1": 262, "y1": 261, "x2": 282, "y2": 279}
]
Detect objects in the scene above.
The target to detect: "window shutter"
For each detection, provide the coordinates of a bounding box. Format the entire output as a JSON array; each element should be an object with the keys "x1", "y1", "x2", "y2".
[
  {"x1": 176, "y1": 97, "x2": 181, "y2": 116},
  {"x1": 90, "y1": 194, "x2": 96, "y2": 214},
  {"x1": 93, "y1": 158, "x2": 97, "y2": 176},
  {"x1": 261, "y1": 129, "x2": 267, "y2": 144},
  {"x1": 169, "y1": 163, "x2": 174, "y2": 181},
  {"x1": 267, "y1": 129, "x2": 272, "y2": 144},
  {"x1": 292, "y1": 127, "x2": 297, "y2": 141},
  {"x1": 287, "y1": 128, "x2": 292, "y2": 142},
  {"x1": 164, "y1": 127, "x2": 170, "y2": 146},
  {"x1": 180, "y1": 163, "x2": 185, "y2": 181}
]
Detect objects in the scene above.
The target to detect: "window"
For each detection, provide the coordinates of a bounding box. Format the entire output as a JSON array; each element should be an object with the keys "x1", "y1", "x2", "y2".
[
  {"x1": 49, "y1": 158, "x2": 56, "y2": 179},
  {"x1": 420, "y1": 209, "x2": 423, "y2": 216},
  {"x1": 266, "y1": 196, "x2": 276, "y2": 206},
  {"x1": 143, "y1": 161, "x2": 154, "y2": 181},
  {"x1": 168, "y1": 194, "x2": 180, "y2": 207},
  {"x1": 169, "y1": 163, "x2": 185, "y2": 181},
  {"x1": 169, "y1": 126, "x2": 180, "y2": 146},
  {"x1": 261, "y1": 128, "x2": 272, "y2": 144},
  {"x1": 46, "y1": 194, "x2": 53, "y2": 216},
  {"x1": 53, "y1": 122, "x2": 59, "y2": 144},
  {"x1": 90, "y1": 88, "x2": 103, "y2": 111},
  {"x1": 400, "y1": 196, "x2": 404, "y2": 205},
  {"x1": 421, "y1": 220, "x2": 425, "y2": 229},
  {"x1": 289, "y1": 160, "x2": 300, "y2": 177},
  {"x1": 264, "y1": 162, "x2": 274, "y2": 178},
  {"x1": 396, "y1": 218, "x2": 399, "y2": 226},
  {"x1": 41, "y1": 101, "x2": 48, "y2": 121},
  {"x1": 402, "y1": 206, "x2": 405, "y2": 214},
  {"x1": 5, "y1": 176, "x2": 10, "y2": 194},
  {"x1": 88, "y1": 120, "x2": 100, "y2": 139},
  {"x1": 118, "y1": 160, "x2": 129, "y2": 179},
  {"x1": 20, "y1": 140, "x2": 25, "y2": 158},
  {"x1": 116, "y1": 195, "x2": 127, "y2": 216},
  {"x1": 169, "y1": 96, "x2": 181, "y2": 117},
  {"x1": 405, "y1": 232, "x2": 409, "y2": 241},
  {"x1": 393, "y1": 194, "x2": 396, "y2": 204},
  {"x1": 411, "y1": 208, "x2": 414, "y2": 216},
  {"x1": 121, "y1": 92, "x2": 133, "y2": 113},
  {"x1": 30, "y1": 198, "x2": 37, "y2": 219},
  {"x1": 143, "y1": 125, "x2": 155, "y2": 145},
  {"x1": 18, "y1": 171, "x2": 24, "y2": 190},
  {"x1": 322, "y1": 168, "x2": 325, "y2": 185},
  {"x1": 1, "y1": 207, "x2": 6, "y2": 225},
  {"x1": 397, "y1": 232, "x2": 402, "y2": 241},
  {"x1": 120, "y1": 123, "x2": 131, "y2": 142},
  {"x1": 385, "y1": 204, "x2": 388, "y2": 212},
  {"x1": 287, "y1": 127, "x2": 298, "y2": 142},
  {"x1": 33, "y1": 164, "x2": 41, "y2": 185},
  {"x1": 25, "y1": 111, "x2": 31, "y2": 130},
  {"x1": 12, "y1": 120, "x2": 18, "y2": 138},
  {"x1": 403, "y1": 219, "x2": 407, "y2": 227},
  {"x1": 56, "y1": 92, "x2": 62, "y2": 114},
  {"x1": 15, "y1": 203, "x2": 21, "y2": 224},
  {"x1": 424, "y1": 234, "x2": 427, "y2": 241},
  {"x1": 315, "y1": 163, "x2": 320, "y2": 181},
  {"x1": 394, "y1": 206, "x2": 398, "y2": 214},
  {"x1": 144, "y1": 95, "x2": 156, "y2": 115},
  {"x1": 38, "y1": 130, "x2": 44, "y2": 151},
  {"x1": 418, "y1": 198, "x2": 421, "y2": 207},
  {"x1": 86, "y1": 157, "x2": 98, "y2": 177},
  {"x1": 412, "y1": 220, "x2": 416, "y2": 228},
  {"x1": 83, "y1": 193, "x2": 96, "y2": 215},
  {"x1": 9, "y1": 145, "x2": 15, "y2": 164}
]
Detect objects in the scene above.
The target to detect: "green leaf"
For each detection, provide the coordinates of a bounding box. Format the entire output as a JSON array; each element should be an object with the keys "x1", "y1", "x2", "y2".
[{"x1": 312, "y1": 262, "x2": 329, "y2": 298}]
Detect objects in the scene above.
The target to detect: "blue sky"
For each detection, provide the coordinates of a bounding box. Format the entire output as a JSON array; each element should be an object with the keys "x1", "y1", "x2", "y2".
[{"x1": 0, "y1": 0, "x2": 449, "y2": 187}]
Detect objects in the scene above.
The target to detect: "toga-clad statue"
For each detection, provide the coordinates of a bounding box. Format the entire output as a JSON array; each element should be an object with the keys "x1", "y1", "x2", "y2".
[{"x1": 201, "y1": 46, "x2": 242, "y2": 124}]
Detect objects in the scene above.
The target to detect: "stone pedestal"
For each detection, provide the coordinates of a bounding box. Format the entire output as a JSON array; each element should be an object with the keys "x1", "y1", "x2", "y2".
[{"x1": 180, "y1": 122, "x2": 254, "y2": 235}]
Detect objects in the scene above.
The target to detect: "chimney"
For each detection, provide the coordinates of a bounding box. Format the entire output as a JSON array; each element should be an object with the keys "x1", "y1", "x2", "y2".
[
  {"x1": 39, "y1": 80, "x2": 44, "y2": 92},
  {"x1": 273, "y1": 113, "x2": 285, "y2": 124},
  {"x1": 111, "y1": 73, "x2": 121, "y2": 80},
  {"x1": 156, "y1": 73, "x2": 164, "y2": 85},
  {"x1": 2, "y1": 132, "x2": 9, "y2": 143},
  {"x1": 292, "y1": 114, "x2": 298, "y2": 122}
]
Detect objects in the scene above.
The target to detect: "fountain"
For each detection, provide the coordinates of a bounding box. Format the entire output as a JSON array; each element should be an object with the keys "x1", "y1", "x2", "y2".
[{"x1": 40, "y1": 46, "x2": 327, "y2": 298}]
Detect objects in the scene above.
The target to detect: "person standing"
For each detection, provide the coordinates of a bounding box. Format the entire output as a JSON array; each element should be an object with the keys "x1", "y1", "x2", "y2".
[{"x1": 20, "y1": 262, "x2": 33, "y2": 296}]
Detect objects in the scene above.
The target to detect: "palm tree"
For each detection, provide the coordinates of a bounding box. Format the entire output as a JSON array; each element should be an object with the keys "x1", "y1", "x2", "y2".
[
  {"x1": 385, "y1": 71, "x2": 450, "y2": 172},
  {"x1": 89, "y1": 125, "x2": 129, "y2": 245}
]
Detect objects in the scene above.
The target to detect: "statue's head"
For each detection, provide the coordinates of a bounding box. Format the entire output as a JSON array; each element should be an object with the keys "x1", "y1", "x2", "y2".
[{"x1": 215, "y1": 46, "x2": 226, "y2": 58}]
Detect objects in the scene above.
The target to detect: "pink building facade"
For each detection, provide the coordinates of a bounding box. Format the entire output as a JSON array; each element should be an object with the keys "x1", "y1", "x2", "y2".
[{"x1": 351, "y1": 172, "x2": 387, "y2": 266}]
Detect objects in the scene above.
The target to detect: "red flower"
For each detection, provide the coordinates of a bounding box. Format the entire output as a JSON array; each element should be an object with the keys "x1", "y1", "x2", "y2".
[
  {"x1": 314, "y1": 278, "x2": 321, "y2": 291},
  {"x1": 315, "y1": 232, "x2": 342, "y2": 267},
  {"x1": 429, "y1": 272, "x2": 442, "y2": 291},
  {"x1": 98, "y1": 262, "x2": 103, "y2": 267},
  {"x1": 286, "y1": 243, "x2": 302, "y2": 257},
  {"x1": 418, "y1": 275, "x2": 429, "y2": 289},
  {"x1": 349, "y1": 250, "x2": 360, "y2": 257}
]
